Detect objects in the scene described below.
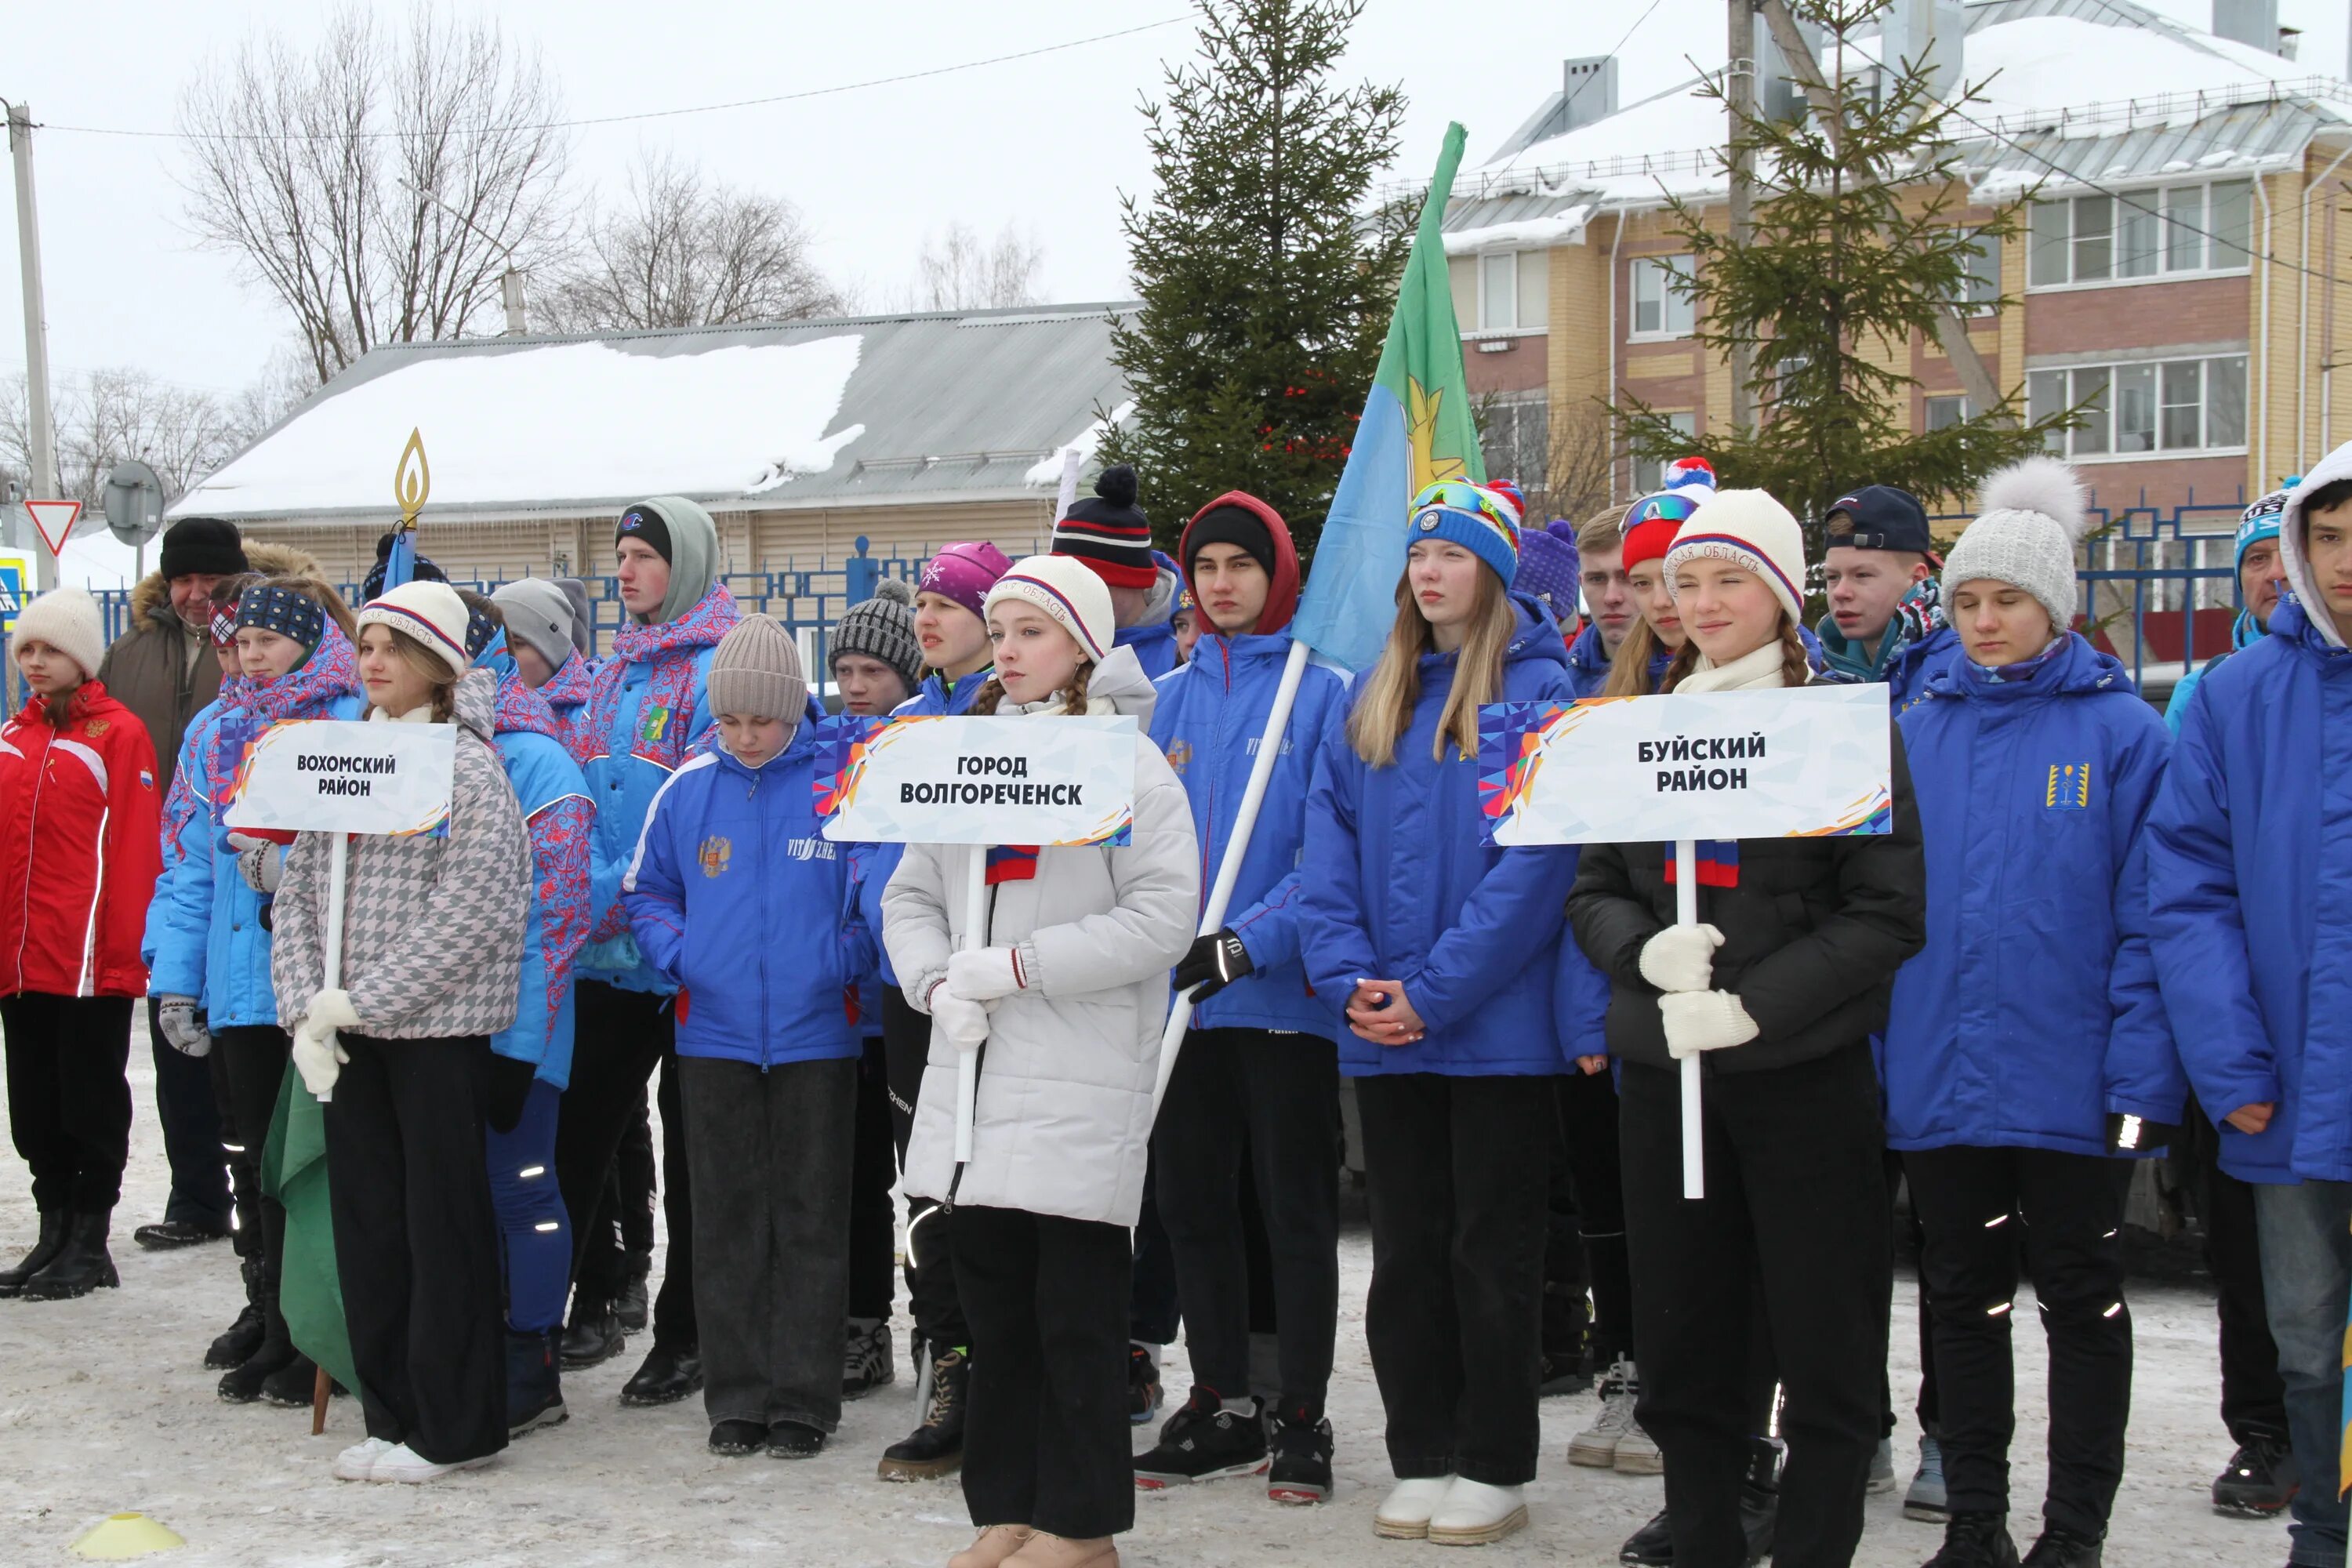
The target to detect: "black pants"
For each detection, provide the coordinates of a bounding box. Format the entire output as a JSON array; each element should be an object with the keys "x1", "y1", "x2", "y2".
[
  {"x1": 1355, "y1": 1072, "x2": 1550, "y2": 1486},
  {"x1": 1882, "y1": 1151, "x2": 1944, "y2": 1437},
  {"x1": 1, "y1": 993, "x2": 133, "y2": 1214},
  {"x1": 1130, "y1": 1158, "x2": 1181, "y2": 1347},
  {"x1": 1908, "y1": 1144, "x2": 2134, "y2": 1537},
  {"x1": 554, "y1": 981, "x2": 695, "y2": 1347},
  {"x1": 216, "y1": 1027, "x2": 292, "y2": 1320},
  {"x1": 1154, "y1": 1028, "x2": 1341, "y2": 1415},
  {"x1": 2180, "y1": 1105, "x2": 2288, "y2": 1441},
  {"x1": 1621, "y1": 1047, "x2": 1889, "y2": 1568},
  {"x1": 953, "y1": 1203, "x2": 1134, "y2": 1540},
  {"x1": 848, "y1": 1033, "x2": 898, "y2": 1321},
  {"x1": 682, "y1": 1054, "x2": 856, "y2": 1431},
  {"x1": 323, "y1": 1033, "x2": 506, "y2": 1465},
  {"x1": 149, "y1": 996, "x2": 231, "y2": 1229},
  {"x1": 1556, "y1": 1068, "x2": 1633, "y2": 1365},
  {"x1": 209, "y1": 1047, "x2": 261, "y2": 1262},
  {"x1": 584, "y1": 1089, "x2": 659, "y2": 1294},
  {"x1": 883, "y1": 986, "x2": 967, "y2": 1351}
]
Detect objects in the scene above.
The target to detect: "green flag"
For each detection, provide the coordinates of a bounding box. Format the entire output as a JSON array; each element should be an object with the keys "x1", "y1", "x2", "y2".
[{"x1": 262, "y1": 1065, "x2": 364, "y2": 1403}]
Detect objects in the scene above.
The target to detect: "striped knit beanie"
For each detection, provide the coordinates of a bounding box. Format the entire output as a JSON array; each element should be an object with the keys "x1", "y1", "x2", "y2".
[
  {"x1": 358, "y1": 580, "x2": 471, "y2": 681},
  {"x1": 829, "y1": 578, "x2": 923, "y2": 691},
  {"x1": 985, "y1": 555, "x2": 1115, "y2": 662},
  {"x1": 1621, "y1": 456, "x2": 1719, "y2": 572},
  {"x1": 1052, "y1": 465, "x2": 1156, "y2": 589},
  {"x1": 1664, "y1": 489, "x2": 1807, "y2": 626},
  {"x1": 1408, "y1": 481, "x2": 1522, "y2": 586}
]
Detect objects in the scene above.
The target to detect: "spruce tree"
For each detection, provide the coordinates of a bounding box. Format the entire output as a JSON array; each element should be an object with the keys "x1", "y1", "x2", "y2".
[
  {"x1": 1097, "y1": 0, "x2": 1406, "y2": 563},
  {"x1": 1617, "y1": 0, "x2": 2066, "y2": 534}
]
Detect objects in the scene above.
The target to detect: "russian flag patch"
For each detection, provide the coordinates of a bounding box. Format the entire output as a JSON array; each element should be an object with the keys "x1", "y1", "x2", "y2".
[{"x1": 985, "y1": 845, "x2": 1039, "y2": 885}]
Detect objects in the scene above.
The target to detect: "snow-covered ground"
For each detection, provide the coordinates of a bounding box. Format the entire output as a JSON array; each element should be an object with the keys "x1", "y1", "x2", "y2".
[{"x1": 0, "y1": 1040, "x2": 2286, "y2": 1566}]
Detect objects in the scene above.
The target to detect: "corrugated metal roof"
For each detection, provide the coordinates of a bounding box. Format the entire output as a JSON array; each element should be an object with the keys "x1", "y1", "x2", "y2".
[
  {"x1": 175, "y1": 303, "x2": 1136, "y2": 524},
  {"x1": 1970, "y1": 97, "x2": 2339, "y2": 192}
]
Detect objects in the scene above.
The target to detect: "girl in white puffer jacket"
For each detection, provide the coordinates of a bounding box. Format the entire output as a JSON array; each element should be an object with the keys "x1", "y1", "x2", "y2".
[{"x1": 884, "y1": 555, "x2": 1197, "y2": 1568}]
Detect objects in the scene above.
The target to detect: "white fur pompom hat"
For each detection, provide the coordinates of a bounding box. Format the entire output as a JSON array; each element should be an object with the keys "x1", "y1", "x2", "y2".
[{"x1": 1942, "y1": 456, "x2": 2092, "y2": 634}]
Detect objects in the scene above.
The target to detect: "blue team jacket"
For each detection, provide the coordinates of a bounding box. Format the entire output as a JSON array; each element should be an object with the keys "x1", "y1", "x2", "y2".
[
  {"x1": 1565, "y1": 622, "x2": 1612, "y2": 699},
  {"x1": 481, "y1": 648, "x2": 595, "y2": 1088},
  {"x1": 1149, "y1": 629, "x2": 1352, "y2": 1037},
  {"x1": 1884, "y1": 636, "x2": 2180, "y2": 1155},
  {"x1": 1299, "y1": 594, "x2": 1577, "y2": 1077}
]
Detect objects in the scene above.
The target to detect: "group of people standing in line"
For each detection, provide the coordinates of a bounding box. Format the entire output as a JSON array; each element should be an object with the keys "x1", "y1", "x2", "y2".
[{"x1": 0, "y1": 436, "x2": 2340, "y2": 1568}]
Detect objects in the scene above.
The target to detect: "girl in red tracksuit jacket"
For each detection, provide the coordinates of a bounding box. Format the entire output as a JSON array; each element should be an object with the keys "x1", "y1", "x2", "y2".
[{"x1": 0, "y1": 588, "x2": 165, "y2": 1303}]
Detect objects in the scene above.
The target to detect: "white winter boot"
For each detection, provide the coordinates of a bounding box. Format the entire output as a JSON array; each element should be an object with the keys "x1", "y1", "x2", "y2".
[
  {"x1": 1427, "y1": 1478, "x2": 1527, "y2": 1546},
  {"x1": 1374, "y1": 1474, "x2": 1457, "y2": 1539}
]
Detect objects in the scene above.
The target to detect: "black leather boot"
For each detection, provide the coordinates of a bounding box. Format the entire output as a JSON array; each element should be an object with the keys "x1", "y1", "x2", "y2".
[
  {"x1": 206, "y1": 1257, "x2": 267, "y2": 1369},
  {"x1": 619, "y1": 1340, "x2": 702, "y2": 1406},
  {"x1": 22, "y1": 1211, "x2": 120, "y2": 1300},
  {"x1": 219, "y1": 1279, "x2": 297, "y2": 1403},
  {"x1": 0, "y1": 1210, "x2": 67, "y2": 1298},
  {"x1": 560, "y1": 1299, "x2": 626, "y2": 1370}
]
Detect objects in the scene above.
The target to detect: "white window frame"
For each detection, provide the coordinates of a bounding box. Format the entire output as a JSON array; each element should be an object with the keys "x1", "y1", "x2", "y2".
[
  {"x1": 1465, "y1": 249, "x2": 1546, "y2": 337},
  {"x1": 1629, "y1": 255, "x2": 1696, "y2": 341},
  {"x1": 1952, "y1": 229, "x2": 1999, "y2": 316},
  {"x1": 1923, "y1": 394, "x2": 1969, "y2": 432},
  {"x1": 2025, "y1": 179, "x2": 2255, "y2": 292},
  {"x1": 1631, "y1": 412, "x2": 1697, "y2": 494},
  {"x1": 2026, "y1": 353, "x2": 2249, "y2": 462}
]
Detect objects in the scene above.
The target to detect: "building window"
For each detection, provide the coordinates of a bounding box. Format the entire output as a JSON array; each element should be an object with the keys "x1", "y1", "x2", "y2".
[
  {"x1": 1632, "y1": 412, "x2": 1697, "y2": 493},
  {"x1": 1631, "y1": 255, "x2": 1695, "y2": 339},
  {"x1": 1480, "y1": 394, "x2": 1551, "y2": 495},
  {"x1": 2027, "y1": 180, "x2": 2254, "y2": 288},
  {"x1": 1924, "y1": 394, "x2": 1968, "y2": 431},
  {"x1": 1453, "y1": 249, "x2": 1549, "y2": 334},
  {"x1": 1958, "y1": 230, "x2": 1999, "y2": 314},
  {"x1": 2026, "y1": 354, "x2": 2249, "y2": 459}
]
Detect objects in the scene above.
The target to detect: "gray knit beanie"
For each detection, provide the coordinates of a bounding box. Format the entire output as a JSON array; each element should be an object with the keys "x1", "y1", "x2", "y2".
[
  {"x1": 492, "y1": 579, "x2": 575, "y2": 673},
  {"x1": 707, "y1": 614, "x2": 807, "y2": 724},
  {"x1": 1942, "y1": 456, "x2": 2092, "y2": 636},
  {"x1": 829, "y1": 578, "x2": 922, "y2": 692}
]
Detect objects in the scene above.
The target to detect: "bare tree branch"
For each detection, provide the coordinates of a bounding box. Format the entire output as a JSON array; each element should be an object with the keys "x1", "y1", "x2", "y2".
[{"x1": 913, "y1": 220, "x2": 1045, "y2": 311}]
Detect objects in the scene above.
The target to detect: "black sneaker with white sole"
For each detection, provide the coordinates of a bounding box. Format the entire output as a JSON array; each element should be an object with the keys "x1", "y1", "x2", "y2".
[
  {"x1": 1265, "y1": 1410, "x2": 1334, "y2": 1504},
  {"x1": 1133, "y1": 1386, "x2": 1269, "y2": 1488}
]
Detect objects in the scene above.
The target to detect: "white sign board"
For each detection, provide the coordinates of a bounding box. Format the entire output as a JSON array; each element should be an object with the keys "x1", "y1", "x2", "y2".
[
  {"x1": 1478, "y1": 684, "x2": 1893, "y2": 846},
  {"x1": 818, "y1": 713, "x2": 1138, "y2": 848},
  {"x1": 223, "y1": 719, "x2": 456, "y2": 838}
]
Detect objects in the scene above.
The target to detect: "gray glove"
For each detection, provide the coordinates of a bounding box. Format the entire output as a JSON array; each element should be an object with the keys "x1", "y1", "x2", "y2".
[
  {"x1": 157, "y1": 994, "x2": 210, "y2": 1058},
  {"x1": 234, "y1": 840, "x2": 283, "y2": 895}
]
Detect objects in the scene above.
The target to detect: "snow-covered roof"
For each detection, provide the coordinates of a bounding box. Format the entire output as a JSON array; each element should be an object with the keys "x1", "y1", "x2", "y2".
[
  {"x1": 1435, "y1": 0, "x2": 2349, "y2": 246},
  {"x1": 172, "y1": 303, "x2": 1136, "y2": 524}
]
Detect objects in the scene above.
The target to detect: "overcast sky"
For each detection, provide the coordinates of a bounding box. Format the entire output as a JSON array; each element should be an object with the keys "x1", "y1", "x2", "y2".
[{"x1": 5, "y1": 0, "x2": 2344, "y2": 403}]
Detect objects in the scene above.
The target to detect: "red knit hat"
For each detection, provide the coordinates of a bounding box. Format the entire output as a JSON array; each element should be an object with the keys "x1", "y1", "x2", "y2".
[{"x1": 1619, "y1": 457, "x2": 1718, "y2": 572}]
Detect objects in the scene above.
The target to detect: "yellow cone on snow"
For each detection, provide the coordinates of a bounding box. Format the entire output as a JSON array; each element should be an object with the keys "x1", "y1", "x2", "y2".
[{"x1": 70, "y1": 1513, "x2": 185, "y2": 1559}]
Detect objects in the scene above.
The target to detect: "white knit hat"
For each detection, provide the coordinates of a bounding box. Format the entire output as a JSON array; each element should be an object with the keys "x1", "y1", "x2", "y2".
[
  {"x1": 984, "y1": 554, "x2": 1115, "y2": 663},
  {"x1": 358, "y1": 580, "x2": 471, "y2": 681},
  {"x1": 1664, "y1": 489, "x2": 1809, "y2": 626},
  {"x1": 12, "y1": 587, "x2": 106, "y2": 683},
  {"x1": 1942, "y1": 456, "x2": 2092, "y2": 634}
]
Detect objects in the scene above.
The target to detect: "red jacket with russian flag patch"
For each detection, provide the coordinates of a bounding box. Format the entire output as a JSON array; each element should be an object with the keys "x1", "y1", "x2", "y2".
[{"x1": 0, "y1": 681, "x2": 163, "y2": 998}]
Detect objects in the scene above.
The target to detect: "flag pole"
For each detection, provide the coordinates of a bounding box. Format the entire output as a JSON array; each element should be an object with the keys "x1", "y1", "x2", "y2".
[
  {"x1": 1150, "y1": 638, "x2": 1312, "y2": 1120},
  {"x1": 1674, "y1": 837, "x2": 1704, "y2": 1200},
  {"x1": 309, "y1": 829, "x2": 348, "y2": 1432}
]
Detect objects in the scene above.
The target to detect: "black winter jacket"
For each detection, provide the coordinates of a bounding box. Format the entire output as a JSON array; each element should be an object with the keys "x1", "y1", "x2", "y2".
[{"x1": 1566, "y1": 721, "x2": 1926, "y2": 1076}]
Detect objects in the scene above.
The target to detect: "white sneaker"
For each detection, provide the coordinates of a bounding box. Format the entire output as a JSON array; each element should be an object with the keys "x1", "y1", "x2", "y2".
[
  {"x1": 1373, "y1": 1475, "x2": 1456, "y2": 1540},
  {"x1": 332, "y1": 1436, "x2": 395, "y2": 1482},
  {"x1": 367, "y1": 1442, "x2": 495, "y2": 1483},
  {"x1": 1428, "y1": 1477, "x2": 1528, "y2": 1546},
  {"x1": 1570, "y1": 1355, "x2": 1639, "y2": 1467},
  {"x1": 1613, "y1": 1417, "x2": 1663, "y2": 1475}
]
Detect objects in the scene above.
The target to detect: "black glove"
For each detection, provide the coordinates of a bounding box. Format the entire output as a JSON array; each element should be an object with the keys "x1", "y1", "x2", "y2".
[
  {"x1": 2106, "y1": 1111, "x2": 2180, "y2": 1156},
  {"x1": 487, "y1": 1054, "x2": 538, "y2": 1134},
  {"x1": 1173, "y1": 928, "x2": 1254, "y2": 1002}
]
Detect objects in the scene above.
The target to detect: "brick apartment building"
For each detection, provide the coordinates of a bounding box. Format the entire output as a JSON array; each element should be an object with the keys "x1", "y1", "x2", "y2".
[{"x1": 1439, "y1": 0, "x2": 2351, "y2": 565}]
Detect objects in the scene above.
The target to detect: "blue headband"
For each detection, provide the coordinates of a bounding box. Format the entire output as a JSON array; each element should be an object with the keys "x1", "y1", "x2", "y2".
[{"x1": 234, "y1": 584, "x2": 325, "y2": 652}]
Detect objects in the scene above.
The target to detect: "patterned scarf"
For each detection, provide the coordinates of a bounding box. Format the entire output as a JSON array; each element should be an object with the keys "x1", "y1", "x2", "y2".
[
  {"x1": 201, "y1": 620, "x2": 361, "y2": 823},
  {"x1": 585, "y1": 580, "x2": 739, "y2": 771},
  {"x1": 1820, "y1": 576, "x2": 1946, "y2": 685}
]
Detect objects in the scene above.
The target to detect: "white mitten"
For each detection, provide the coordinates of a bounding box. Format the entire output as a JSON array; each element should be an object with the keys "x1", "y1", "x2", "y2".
[
  {"x1": 932, "y1": 989, "x2": 993, "y2": 1053},
  {"x1": 1659, "y1": 989, "x2": 1761, "y2": 1059},
  {"x1": 290, "y1": 1019, "x2": 349, "y2": 1098},
  {"x1": 946, "y1": 946, "x2": 1025, "y2": 1003},
  {"x1": 305, "y1": 988, "x2": 360, "y2": 1035},
  {"x1": 235, "y1": 840, "x2": 283, "y2": 894},
  {"x1": 1639, "y1": 924, "x2": 1725, "y2": 993}
]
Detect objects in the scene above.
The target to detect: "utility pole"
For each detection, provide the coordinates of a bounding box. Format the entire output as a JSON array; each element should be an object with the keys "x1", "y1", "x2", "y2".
[
  {"x1": 1727, "y1": 1, "x2": 1758, "y2": 435},
  {"x1": 7, "y1": 101, "x2": 57, "y2": 590}
]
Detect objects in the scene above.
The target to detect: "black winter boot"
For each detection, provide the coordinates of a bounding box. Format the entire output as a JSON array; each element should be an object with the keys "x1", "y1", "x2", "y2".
[
  {"x1": 2020, "y1": 1526, "x2": 2103, "y2": 1567},
  {"x1": 1617, "y1": 1508, "x2": 1672, "y2": 1565},
  {"x1": 878, "y1": 1347, "x2": 968, "y2": 1481},
  {"x1": 219, "y1": 1283, "x2": 297, "y2": 1403},
  {"x1": 1926, "y1": 1511, "x2": 2022, "y2": 1568},
  {"x1": 560, "y1": 1298, "x2": 626, "y2": 1369},
  {"x1": 0, "y1": 1210, "x2": 67, "y2": 1298},
  {"x1": 615, "y1": 1249, "x2": 652, "y2": 1334},
  {"x1": 508, "y1": 1328, "x2": 568, "y2": 1436},
  {"x1": 261, "y1": 1352, "x2": 322, "y2": 1407},
  {"x1": 206, "y1": 1255, "x2": 267, "y2": 1369},
  {"x1": 619, "y1": 1340, "x2": 702, "y2": 1406},
  {"x1": 22, "y1": 1212, "x2": 120, "y2": 1300}
]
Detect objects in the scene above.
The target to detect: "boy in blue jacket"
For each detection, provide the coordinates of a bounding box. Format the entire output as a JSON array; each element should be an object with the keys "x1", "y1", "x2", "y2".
[
  {"x1": 1135, "y1": 492, "x2": 1352, "y2": 1504},
  {"x1": 624, "y1": 615, "x2": 869, "y2": 1461},
  {"x1": 1886, "y1": 459, "x2": 2179, "y2": 1568},
  {"x1": 2149, "y1": 445, "x2": 2352, "y2": 1568},
  {"x1": 1815, "y1": 484, "x2": 1957, "y2": 713}
]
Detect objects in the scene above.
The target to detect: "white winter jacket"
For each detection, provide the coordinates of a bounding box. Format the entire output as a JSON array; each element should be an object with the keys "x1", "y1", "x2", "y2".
[{"x1": 884, "y1": 646, "x2": 1198, "y2": 1227}]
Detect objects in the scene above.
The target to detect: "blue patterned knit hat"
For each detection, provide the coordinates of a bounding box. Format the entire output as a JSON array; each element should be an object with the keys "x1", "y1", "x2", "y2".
[
  {"x1": 1409, "y1": 481, "x2": 1523, "y2": 586},
  {"x1": 234, "y1": 583, "x2": 325, "y2": 654}
]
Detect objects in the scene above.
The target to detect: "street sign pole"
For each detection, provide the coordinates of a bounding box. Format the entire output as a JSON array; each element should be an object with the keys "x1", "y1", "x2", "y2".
[{"x1": 7, "y1": 103, "x2": 57, "y2": 591}]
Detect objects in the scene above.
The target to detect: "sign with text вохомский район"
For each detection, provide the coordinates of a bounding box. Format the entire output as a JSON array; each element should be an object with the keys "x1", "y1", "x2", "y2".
[
  {"x1": 1475, "y1": 684, "x2": 1893, "y2": 847},
  {"x1": 223, "y1": 719, "x2": 456, "y2": 839}
]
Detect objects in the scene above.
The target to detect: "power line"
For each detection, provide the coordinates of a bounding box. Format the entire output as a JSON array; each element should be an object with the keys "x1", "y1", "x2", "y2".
[
  {"x1": 1488, "y1": 0, "x2": 1670, "y2": 180},
  {"x1": 31, "y1": 16, "x2": 1192, "y2": 142}
]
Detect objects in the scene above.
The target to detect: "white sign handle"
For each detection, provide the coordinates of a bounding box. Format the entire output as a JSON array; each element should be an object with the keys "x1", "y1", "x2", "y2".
[
  {"x1": 1674, "y1": 837, "x2": 1703, "y2": 1200},
  {"x1": 314, "y1": 831, "x2": 348, "y2": 1104},
  {"x1": 953, "y1": 843, "x2": 989, "y2": 1165}
]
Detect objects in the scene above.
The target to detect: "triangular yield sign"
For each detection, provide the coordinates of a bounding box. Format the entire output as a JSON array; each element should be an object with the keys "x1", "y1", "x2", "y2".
[{"x1": 25, "y1": 499, "x2": 80, "y2": 557}]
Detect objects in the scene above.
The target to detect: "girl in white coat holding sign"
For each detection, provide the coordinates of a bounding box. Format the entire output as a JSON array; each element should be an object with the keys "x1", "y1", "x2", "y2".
[{"x1": 884, "y1": 554, "x2": 1197, "y2": 1568}]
